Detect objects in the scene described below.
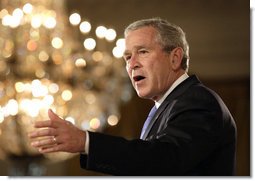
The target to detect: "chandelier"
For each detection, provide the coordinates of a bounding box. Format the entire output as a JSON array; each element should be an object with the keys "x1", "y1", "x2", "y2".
[{"x1": 0, "y1": 0, "x2": 132, "y2": 174}]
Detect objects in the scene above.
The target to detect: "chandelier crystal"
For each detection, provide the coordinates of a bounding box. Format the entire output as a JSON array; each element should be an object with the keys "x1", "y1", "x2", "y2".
[{"x1": 0, "y1": 0, "x2": 132, "y2": 163}]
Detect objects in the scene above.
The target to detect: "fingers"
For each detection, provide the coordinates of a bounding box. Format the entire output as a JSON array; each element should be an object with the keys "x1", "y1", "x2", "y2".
[
  {"x1": 28, "y1": 109, "x2": 69, "y2": 153},
  {"x1": 30, "y1": 136, "x2": 67, "y2": 154},
  {"x1": 29, "y1": 109, "x2": 84, "y2": 153},
  {"x1": 32, "y1": 137, "x2": 64, "y2": 153},
  {"x1": 31, "y1": 136, "x2": 57, "y2": 147},
  {"x1": 33, "y1": 120, "x2": 58, "y2": 129},
  {"x1": 38, "y1": 146, "x2": 59, "y2": 153},
  {"x1": 31, "y1": 136, "x2": 60, "y2": 153},
  {"x1": 32, "y1": 109, "x2": 63, "y2": 129},
  {"x1": 48, "y1": 109, "x2": 63, "y2": 122},
  {"x1": 28, "y1": 127, "x2": 57, "y2": 138}
]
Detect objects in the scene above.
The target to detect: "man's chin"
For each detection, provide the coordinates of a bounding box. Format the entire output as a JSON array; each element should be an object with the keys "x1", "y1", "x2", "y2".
[{"x1": 136, "y1": 91, "x2": 153, "y2": 100}]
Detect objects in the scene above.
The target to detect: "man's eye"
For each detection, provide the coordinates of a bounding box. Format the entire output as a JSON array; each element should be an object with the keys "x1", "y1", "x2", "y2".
[
  {"x1": 124, "y1": 55, "x2": 131, "y2": 61},
  {"x1": 138, "y1": 50, "x2": 148, "y2": 54}
]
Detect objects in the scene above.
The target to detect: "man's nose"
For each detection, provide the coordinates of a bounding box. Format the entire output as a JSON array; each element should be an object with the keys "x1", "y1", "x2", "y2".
[{"x1": 128, "y1": 55, "x2": 140, "y2": 70}]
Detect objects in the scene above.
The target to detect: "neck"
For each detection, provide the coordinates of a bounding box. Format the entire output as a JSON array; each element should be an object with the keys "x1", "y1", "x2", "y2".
[
  {"x1": 154, "y1": 72, "x2": 189, "y2": 107},
  {"x1": 153, "y1": 70, "x2": 186, "y2": 102}
]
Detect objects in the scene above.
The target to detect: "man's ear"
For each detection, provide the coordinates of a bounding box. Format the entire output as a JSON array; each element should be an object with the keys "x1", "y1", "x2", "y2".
[{"x1": 170, "y1": 47, "x2": 184, "y2": 70}]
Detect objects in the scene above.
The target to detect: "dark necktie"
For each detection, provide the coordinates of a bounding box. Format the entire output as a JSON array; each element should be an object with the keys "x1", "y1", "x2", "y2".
[{"x1": 140, "y1": 106, "x2": 157, "y2": 139}]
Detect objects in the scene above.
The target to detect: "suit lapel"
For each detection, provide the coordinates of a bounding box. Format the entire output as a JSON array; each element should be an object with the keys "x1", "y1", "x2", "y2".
[
  {"x1": 142, "y1": 75, "x2": 201, "y2": 140},
  {"x1": 141, "y1": 102, "x2": 168, "y2": 140}
]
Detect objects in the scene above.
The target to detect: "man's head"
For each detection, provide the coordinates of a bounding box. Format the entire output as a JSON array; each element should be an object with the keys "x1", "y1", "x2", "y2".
[
  {"x1": 124, "y1": 17, "x2": 189, "y2": 71},
  {"x1": 123, "y1": 18, "x2": 190, "y2": 101}
]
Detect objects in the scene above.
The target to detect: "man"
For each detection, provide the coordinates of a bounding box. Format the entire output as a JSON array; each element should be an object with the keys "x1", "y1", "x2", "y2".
[{"x1": 28, "y1": 18, "x2": 237, "y2": 176}]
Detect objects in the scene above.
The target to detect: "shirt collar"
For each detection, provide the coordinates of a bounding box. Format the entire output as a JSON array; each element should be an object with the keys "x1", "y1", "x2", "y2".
[{"x1": 155, "y1": 73, "x2": 189, "y2": 109}]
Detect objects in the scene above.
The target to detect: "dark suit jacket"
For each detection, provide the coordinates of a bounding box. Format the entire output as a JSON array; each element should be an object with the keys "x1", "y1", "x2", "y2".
[{"x1": 80, "y1": 75, "x2": 237, "y2": 176}]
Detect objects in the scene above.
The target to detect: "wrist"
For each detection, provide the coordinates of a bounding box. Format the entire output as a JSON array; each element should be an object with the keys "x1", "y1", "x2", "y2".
[{"x1": 78, "y1": 129, "x2": 86, "y2": 153}]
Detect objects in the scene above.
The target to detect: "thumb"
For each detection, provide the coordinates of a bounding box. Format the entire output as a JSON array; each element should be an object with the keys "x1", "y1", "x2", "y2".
[{"x1": 48, "y1": 109, "x2": 62, "y2": 121}]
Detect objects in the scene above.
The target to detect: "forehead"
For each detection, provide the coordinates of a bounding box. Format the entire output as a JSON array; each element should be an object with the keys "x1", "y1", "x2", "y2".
[{"x1": 125, "y1": 27, "x2": 158, "y2": 50}]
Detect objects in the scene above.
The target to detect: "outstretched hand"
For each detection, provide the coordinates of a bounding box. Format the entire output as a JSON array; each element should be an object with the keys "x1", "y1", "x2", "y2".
[{"x1": 28, "y1": 109, "x2": 86, "y2": 153}]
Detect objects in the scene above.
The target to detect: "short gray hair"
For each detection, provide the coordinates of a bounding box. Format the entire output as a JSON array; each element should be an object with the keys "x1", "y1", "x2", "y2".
[{"x1": 124, "y1": 17, "x2": 189, "y2": 71}]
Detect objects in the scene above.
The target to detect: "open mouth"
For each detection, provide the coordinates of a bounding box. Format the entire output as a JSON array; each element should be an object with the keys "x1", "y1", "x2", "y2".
[{"x1": 133, "y1": 75, "x2": 145, "y2": 82}]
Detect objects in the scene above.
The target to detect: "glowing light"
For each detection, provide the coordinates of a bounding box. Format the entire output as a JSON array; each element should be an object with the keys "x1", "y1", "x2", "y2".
[
  {"x1": 51, "y1": 37, "x2": 63, "y2": 49},
  {"x1": 35, "y1": 69, "x2": 46, "y2": 78},
  {"x1": 1, "y1": 9, "x2": 23, "y2": 28},
  {"x1": 105, "y1": 28, "x2": 116, "y2": 41},
  {"x1": 6, "y1": 99, "x2": 18, "y2": 116},
  {"x1": 2, "y1": 14, "x2": 12, "y2": 26},
  {"x1": 107, "y1": 115, "x2": 119, "y2": 126},
  {"x1": 19, "y1": 99, "x2": 30, "y2": 112},
  {"x1": 0, "y1": 9, "x2": 8, "y2": 19},
  {"x1": 89, "y1": 118, "x2": 100, "y2": 130},
  {"x1": 0, "y1": 117, "x2": 3, "y2": 123},
  {"x1": 31, "y1": 79, "x2": 48, "y2": 97},
  {"x1": 11, "y1": 8, "x2": 23, "y2": 28},
  {"x1": 38, "y1": 51, "x2": 49, "y2": 62},
  {"x1": 24, "y1": 83, "x2": 32, "y2": 92},
  {"x1": 23, "y1": 3, "x2": 33, "y2": 14},
  {"x1": 19, "y1": 98, "x2": 50, "y2": 118},
  {"x1": 15, "y1": 82, "x2": 25, "y2": 93},
  {"x1": 49, "y1": 83, "x2": 59, "y2": 94},
  {"x1": 52, "y1": 51, "x2": 63, "y2": 64},
  {"x1": 10, "y1": 17, "x2": 21, "y2": 28},
  {"x1": 85, "y1": 93, "x2": 96, "y2": 104},
  {"x1": 83, "y1": 38, "x2": 96, "y2": 50},
  {"x1": 30, "y1": 29, "x2": 40, "y2": 39},
  {"x1": 116, "y1": 38, "x2": 125, "y2": 48},
  {"x1": 112, "y1": 46, "x2": 124, "y2": 58},
  {"x1": 31, "y1": 15, "x2": 42, "y2": 28},
  {"x1": 79, "y1": 21, "x2": 91, "y2": 34},
  {"x1": 75, "y1": 58, "x2": 86, "y2": 67},
  {"x1": 27, "y1": 40, "x2": 38, "y2": 51},
  {"x1": 12, "y1": 8, "x2": 23, "y2": 19},
  {"x1": 0, "y1": 107, "x2": 4, "y2": 123},
  {"x1": 61, "y1": 90, "x2": 72, "y2": 101},
  {"x1": 69, "y1": 13, "x2": 81, "y2": 25},
  {"x1": 28, "y1": 99, "x2": 40, "y2": 117},
  {"x1": 95, "y1": 26, "x2": 107, "y2": 38},
  {"x1": 92, "y1": 51, "x2": 103, "y2": 62},
  {"x1": 42, "y1": 95, "x2": 54, "y2": 106},
  {"x1": 113, "y1": 38, "x2": 126, "y2": 58},
  {"x1": 44, "y1": 16, "x2": 56, "y2": 29}
]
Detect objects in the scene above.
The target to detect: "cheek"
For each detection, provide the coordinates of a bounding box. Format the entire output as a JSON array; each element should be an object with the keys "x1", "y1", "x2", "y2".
[
  {"x1": 126, "y1": 65, "x2": 130, "y2": 75},
  {"x1": 126, "y1": 66, "x2": 133, "y2": 81},
  {"x1": 150, "y1": 61, "x2": 171, "y2": 82},
  {"x1": 155, "y1": 59, "x2": 172, "y2": 73}
]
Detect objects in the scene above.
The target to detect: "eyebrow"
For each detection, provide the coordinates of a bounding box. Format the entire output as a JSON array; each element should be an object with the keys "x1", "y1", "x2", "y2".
[{"x1": 124, "y1": 45, "x2": 147, "y2": 55}]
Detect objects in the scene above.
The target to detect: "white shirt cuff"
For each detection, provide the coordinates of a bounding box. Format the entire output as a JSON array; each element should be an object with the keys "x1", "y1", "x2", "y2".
[{"x1": 85, "y1": 130, "x2": 89, "y2": 154}]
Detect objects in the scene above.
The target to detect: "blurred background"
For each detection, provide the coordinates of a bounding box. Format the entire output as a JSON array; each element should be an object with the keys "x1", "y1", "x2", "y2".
[{"x1": 0, "y1": 0, "x2": 250, "y2": 176}]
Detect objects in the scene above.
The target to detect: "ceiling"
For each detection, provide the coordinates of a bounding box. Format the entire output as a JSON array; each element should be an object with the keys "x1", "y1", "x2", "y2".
[{"x1": 65, "y1": 0, "x2": 250, "y2": 79}]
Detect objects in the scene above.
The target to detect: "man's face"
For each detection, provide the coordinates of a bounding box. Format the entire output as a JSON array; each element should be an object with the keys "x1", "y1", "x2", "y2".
[{"x1": 124, "y1": 26, "x2": 176, "y2": 101}]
